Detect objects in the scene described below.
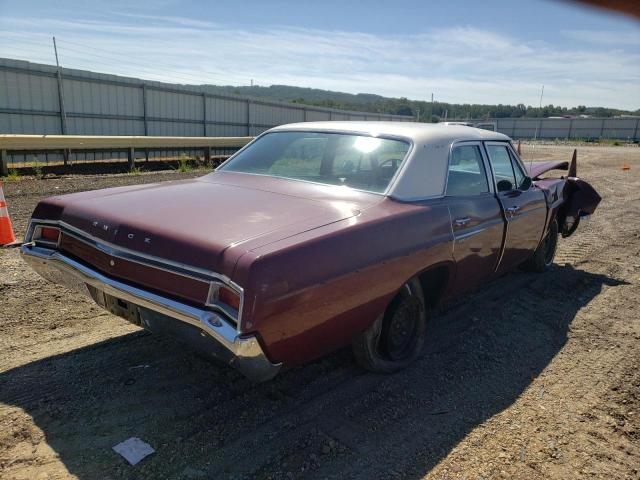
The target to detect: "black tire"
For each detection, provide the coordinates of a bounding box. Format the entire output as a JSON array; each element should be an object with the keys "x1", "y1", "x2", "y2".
[
  {"x1": 352, "y1": 277, "x2": 427, "y2": 373},
  {"x1": 522, "y1": 219, "x2": 559, "y2": 272}
]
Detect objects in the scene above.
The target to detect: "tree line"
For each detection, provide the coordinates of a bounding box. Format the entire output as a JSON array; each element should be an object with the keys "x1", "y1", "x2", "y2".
[{"x1": 205, "y1": 84, "x2": 639, "y2": 121}]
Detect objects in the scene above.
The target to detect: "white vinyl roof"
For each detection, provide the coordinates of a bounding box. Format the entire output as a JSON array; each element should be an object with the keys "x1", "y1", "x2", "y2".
[{"x1": 270, "y1": 122, "x2": 512, "y2": 201}]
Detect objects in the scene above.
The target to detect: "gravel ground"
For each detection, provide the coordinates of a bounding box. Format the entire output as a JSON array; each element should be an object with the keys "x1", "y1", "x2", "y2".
[{"x1": 0, "y1": 145, "x2": 639, "y2": 480}]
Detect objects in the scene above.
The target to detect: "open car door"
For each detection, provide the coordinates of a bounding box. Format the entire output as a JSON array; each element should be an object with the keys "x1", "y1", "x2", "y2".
[{"x1": 485, "y1": 142, "x2": 547, "y2": 275}]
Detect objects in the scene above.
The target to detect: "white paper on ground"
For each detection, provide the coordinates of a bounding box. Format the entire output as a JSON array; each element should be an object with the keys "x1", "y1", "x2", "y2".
[{"x1": 112, "y1": 437, "x2": 155, "y2": 465}]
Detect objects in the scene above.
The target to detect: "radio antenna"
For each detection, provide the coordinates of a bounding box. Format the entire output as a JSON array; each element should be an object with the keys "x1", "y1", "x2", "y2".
[{"x1": 530, "y1": 85, "x2": 544, "y2": 174}]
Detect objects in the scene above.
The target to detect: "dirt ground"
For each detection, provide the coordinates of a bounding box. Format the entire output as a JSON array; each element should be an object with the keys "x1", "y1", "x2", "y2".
[{"x1": 0, "y1": 144, "x2": 638, "y2": 480}]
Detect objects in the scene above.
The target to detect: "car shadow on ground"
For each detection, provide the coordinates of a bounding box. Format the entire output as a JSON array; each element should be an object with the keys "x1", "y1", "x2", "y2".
[{"x1": 0, "y1": 264, "x2": 628, "y2": 479}]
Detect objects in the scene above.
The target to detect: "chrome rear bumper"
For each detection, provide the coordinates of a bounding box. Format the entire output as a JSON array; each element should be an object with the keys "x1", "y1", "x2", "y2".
[{"x1": 21, "y1": 244, "x2": 281, "y2": 382}]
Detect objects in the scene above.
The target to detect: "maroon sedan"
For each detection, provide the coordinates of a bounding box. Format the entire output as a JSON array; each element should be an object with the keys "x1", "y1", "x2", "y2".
[{"x1": 21, "y1": 123, "x2": 600, "y2": 381}]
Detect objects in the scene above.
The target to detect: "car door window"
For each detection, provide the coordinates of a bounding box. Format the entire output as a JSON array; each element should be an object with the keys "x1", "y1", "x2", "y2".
[
  {"x1": 509, "y1": 149, "x2": 527, "y2": 189},
  {"x1": 446, "y1": 145, "x2": 489, "y2": 196},
  {"x1": 486, "y1": 144, "x2": 516, "y2": 192}
]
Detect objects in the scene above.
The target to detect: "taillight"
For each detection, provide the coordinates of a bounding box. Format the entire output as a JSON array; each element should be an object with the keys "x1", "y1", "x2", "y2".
[
  {"x1": 33, "y1": 225, "x2": 60, "y2": 246},
  {"x1": 41, "y1": 227, "x2": 60, "y2": 241},
  {"x1": 218, "y1": 286, "x2": 241, "y2": 311},
  {"x1": 207, "y1": 283, "x2": 242, "y2": 317}
]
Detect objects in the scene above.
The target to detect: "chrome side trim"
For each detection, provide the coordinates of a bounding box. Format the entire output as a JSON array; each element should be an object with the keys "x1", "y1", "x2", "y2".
[
  {"x1": 454, "y1": 226, "x2": 489, "y2": 241},
  {"x1": 21, "y1": 244, "x2": 280, "y2": 382},
  {"x1": 27, "y1": 218, "x2": 237, "y2": 284}
]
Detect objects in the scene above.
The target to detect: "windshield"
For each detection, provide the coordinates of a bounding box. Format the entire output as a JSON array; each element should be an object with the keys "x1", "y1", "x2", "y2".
[{"x1": 218, "y1": 131, "x2": 411, "y2": 194}]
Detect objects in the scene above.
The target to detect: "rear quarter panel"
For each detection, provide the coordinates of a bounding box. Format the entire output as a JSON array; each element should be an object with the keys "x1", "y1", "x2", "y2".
[{"x1": 233, "y1": 198, "x2": 454, "y2": 367}]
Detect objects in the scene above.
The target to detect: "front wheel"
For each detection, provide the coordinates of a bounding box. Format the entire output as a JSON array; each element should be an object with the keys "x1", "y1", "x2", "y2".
[
  {"x1": 522, "y1": 219, "x2": 559, "y2": 272},
  {"x1": 352, "y1": 278, "x2": 427, "y2": 373}
]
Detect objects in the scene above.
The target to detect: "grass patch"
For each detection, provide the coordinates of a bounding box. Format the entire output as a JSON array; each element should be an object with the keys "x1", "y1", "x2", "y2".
[
  {"x1": 32, "y1": 157, "x2": 44, "y2": 179},
  {"x1": 177, "y1": 154, "x2": 193, "y2": 173},
  {"x1": 3, "y1": 169, "x2": 20, "y2": 182},
  {"x1": 128, "y1": 166, "x2": 142, "y2": 175},
  {"x1": 597, "y1": 138, "x2": 624, "y2": 146}
]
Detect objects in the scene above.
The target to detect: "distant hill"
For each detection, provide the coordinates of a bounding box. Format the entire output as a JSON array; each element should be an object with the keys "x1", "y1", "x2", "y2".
[
  {"x1": 203, "y1": 84, "x2": 387, "y2": 107},
  {"x1": 202, "y1": 84, "x2": 639, "y2": 121}
]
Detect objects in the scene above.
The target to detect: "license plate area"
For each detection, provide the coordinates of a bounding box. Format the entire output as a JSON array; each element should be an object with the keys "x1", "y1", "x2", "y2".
[{"x1": 88, "y1": 286, "x2": 141, "y2": 325}]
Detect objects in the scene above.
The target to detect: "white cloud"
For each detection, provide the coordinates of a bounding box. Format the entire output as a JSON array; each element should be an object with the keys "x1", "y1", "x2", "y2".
[
  {"x1": 563, "y1": 29, "x2": 640, "y2": 46},
  {"x1": 0, "y1": 15, "x2": 638, "y2": 109}
]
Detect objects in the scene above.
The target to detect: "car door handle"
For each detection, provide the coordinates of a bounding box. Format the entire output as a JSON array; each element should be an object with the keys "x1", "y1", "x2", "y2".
[
  {"x1": 505, "y1": 206, "x2": 520, "y2": 215},
  {"x1": 454, "y1": 217, "x2": 471, "y2": 226}
]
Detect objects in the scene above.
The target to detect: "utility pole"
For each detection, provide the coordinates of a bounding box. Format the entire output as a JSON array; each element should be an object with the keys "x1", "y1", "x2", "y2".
[
  {"x1": 416, "y1": 107, "x2": 420, "y2": 123},
  {"x1": 429, "y1": 92, "x2": 434, "y2": 122},
  {"x1": 53, "y1": 36, "x2": 69, "y2": 165},
  {"x1": 53, "y1": 37, "x2": 67, "y2": 135},
  {"x1": 533, "y1": 84, "x2": 545, "y2": 141}
]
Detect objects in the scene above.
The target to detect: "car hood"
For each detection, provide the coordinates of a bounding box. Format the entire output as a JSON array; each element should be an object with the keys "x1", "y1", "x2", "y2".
[{"x1": 49, "y1": 172, "x2": 379, "y2": 276}]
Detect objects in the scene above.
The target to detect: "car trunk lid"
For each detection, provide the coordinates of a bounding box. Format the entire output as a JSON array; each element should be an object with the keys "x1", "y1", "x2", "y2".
[{"x1": 57, "y1": 177, "x2": 365, "y2": 276}]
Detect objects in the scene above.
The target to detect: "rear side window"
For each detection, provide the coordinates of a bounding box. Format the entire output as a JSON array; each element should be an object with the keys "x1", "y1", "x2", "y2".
[{"x1": 446, "y1": 145, "x2": 489, "y2": 196}]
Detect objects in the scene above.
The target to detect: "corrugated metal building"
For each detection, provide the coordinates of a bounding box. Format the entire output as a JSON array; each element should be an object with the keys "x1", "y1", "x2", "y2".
[{"x1": 0, "y1": 58, "x2": 412, "y2": 138}]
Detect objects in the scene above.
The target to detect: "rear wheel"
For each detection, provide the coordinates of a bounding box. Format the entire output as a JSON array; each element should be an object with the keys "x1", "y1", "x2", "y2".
[
  {"x1": 352, "y1": 278, "x2": 426, "y2": 373},
  {"x1": 522, "y1": 219, "x2": 559, "y2": 272}
]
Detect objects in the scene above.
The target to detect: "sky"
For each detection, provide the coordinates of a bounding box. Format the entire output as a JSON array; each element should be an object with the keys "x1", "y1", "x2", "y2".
[{"x1": 0, "y1": 0, "x2": 638, "y2": 109}]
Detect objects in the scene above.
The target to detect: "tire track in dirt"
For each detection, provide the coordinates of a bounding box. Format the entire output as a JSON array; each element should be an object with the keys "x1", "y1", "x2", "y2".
[
  {"x1": 163, "y1": 270, "x2": 585, "y2": 478},
  {"x1": 160, "y1": 269, "x2": 542, "y2": 478}
]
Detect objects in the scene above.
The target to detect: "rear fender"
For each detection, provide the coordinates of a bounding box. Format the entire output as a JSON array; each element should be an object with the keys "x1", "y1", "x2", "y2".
[{"x1": 414, "y1": 261, "x2": 454, "y2": 308}]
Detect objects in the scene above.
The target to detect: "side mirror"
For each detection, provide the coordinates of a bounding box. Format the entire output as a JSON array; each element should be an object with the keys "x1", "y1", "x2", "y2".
[
  {"x1": 520, "y1": 176, "x2": 533, "y2": 191},
  {"x1": 497, "y1": 179, "x2": 513, "y2": 192}
]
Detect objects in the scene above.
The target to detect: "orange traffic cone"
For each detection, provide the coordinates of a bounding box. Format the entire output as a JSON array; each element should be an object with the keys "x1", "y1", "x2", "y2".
[{"x1": 0, "y1": 182, "x2": 18, "y2": 246}]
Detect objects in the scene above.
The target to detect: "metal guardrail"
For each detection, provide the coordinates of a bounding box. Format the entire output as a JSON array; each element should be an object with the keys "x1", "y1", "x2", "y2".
[{"x1": 0, "y1": 135, "x2": 253, "y2": 175}]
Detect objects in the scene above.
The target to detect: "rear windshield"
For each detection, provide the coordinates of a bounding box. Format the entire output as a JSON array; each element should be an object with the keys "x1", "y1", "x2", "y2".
[{"x1": 218, "y1": 131, "x2": 411, "y2": 193}]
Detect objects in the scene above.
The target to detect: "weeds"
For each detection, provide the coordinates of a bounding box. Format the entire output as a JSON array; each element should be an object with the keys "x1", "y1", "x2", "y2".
[
  {"x1": 177, "y1": 153, "x2": 193, "y2": 173},
  {"x1": 32, "y1": 157, "x2": 43, "y2": 179},
  {"x1": 128, "y1": 166, "x2": 142, "y2": 175},
  {"x1": 597, "y1": 138, "x2": 624, "y2": 146},
  {"x1": 3, "y1": 169, "x2": 20, "y2": 182}
]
